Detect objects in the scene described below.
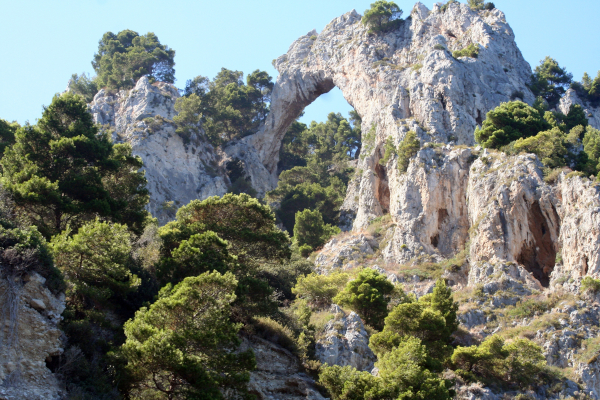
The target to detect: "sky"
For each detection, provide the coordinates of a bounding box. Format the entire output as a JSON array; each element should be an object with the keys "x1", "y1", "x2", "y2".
[{"x1": 1, "y1": 0, "x2": 599, "y2": 126}]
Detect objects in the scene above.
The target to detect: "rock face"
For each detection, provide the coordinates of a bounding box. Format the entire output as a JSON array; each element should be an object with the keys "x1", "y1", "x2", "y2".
[
  {"x1": 559, "y1": 88, "x2": 600, "y2": 130},
  {"x1": 241, "y1": 336, "x2": 326, "y2": 400},
  {"x1": 0, "y1": 272, "x2": 65, "y2": 400},
  {"x1": 89, "y1": 76, "x2": 229, "y2": 224},
  {"x1": 315, "y1": 305, "x2": 376, "y2": 372},
  {"x1": 233, "y1": 1, "x2": 534, "y2": 227}
]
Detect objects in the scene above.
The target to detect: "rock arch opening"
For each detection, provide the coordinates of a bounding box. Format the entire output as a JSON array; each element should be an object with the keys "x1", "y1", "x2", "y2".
[{"x1": 516, "y1": 201, "x2": 557, "y2": 287}]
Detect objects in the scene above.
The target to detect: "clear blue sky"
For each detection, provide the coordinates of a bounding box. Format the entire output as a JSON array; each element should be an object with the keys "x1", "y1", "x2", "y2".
[{"x1": 1, "y1": 0, "x2": 598, "y2": 126}]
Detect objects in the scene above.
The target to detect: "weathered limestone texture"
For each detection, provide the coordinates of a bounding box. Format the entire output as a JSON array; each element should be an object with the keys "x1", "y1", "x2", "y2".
[
  {"x1": 315, "y1": 304, "x2": 376, "y2": 372},
  {"x1": 89, "y1": 76, "x2": 229, "y2": 224},
  {"x1": 0, "y1": 272, "x2": 65, "y2": 400},
  {"x1": 559, "y1": 88, "x2": 600, "y2": 130}
]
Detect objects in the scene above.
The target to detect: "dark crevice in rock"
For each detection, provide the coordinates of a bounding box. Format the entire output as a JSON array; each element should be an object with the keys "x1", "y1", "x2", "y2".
[
  {"x1": 476, "y1": 109, "x2": 483, "y2": 126},
  {"x1": 517, "y1": 200, "x2": 557, "y2": 287},
  {"x1": 374, "y1": 163, "x2": 390, "y2": 213}
]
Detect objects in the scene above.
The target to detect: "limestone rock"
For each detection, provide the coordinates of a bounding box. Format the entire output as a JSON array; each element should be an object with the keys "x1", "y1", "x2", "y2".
[
  {"x1": 559, "y1": 88, "x2": 600, "y2": 130},
  {"x1": 89, "y1": 76, "x2": 229, "y2": 225},
  {"x1": 0, "y1": 272, "x2": 65, "y2": 400},
  {"x1": 315, "y1": 305, "x2": 376, "y2": 372},
  {"x1": 240, "y1": 2, "x2": 534, "y2": 228},
  {"x1": 240, "y1": 336, "x2": 326, "y2": 400}
]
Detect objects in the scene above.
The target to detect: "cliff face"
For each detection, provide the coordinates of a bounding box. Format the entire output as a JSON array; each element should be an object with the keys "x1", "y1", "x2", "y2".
[
  {"x1": 0, "y1": 273, "x2": 65, "y2": 400},
  {"x1": 89, "y1": 77, "x2": 229, "y2": 224}
]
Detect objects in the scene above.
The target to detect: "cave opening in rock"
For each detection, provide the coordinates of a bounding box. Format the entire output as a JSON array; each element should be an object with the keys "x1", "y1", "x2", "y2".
[
  {"x1": 516, "y1": 201, "x2": 557, "y2": 287},
  {"x1": 374, "y1": 163, "x2": 390, "y2": 214}
]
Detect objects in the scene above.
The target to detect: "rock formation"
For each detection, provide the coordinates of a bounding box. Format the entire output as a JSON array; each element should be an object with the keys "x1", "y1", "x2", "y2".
[
  {"x1": 0, "y1": 273, "x2": 65, "y2": 400},
  {"x1": 315, "y1": 304, "x2": 376, "y2": 372},
  {"x1": 89, "y1": 77, "x2": 229, "y2": 224}
]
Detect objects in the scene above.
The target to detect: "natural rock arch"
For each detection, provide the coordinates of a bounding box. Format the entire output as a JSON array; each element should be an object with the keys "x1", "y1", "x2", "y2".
[{"x1": 227, "y1": 2, "x2": 534, "y2": 230}]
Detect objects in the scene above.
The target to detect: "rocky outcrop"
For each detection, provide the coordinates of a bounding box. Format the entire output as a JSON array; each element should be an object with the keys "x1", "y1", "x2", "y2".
[
  {"x1": 241, "y1": 336, "x2": 326, "y2": 400},
  {"x1": 315, "y1": 305, "x2": 376, "y2": 372},
  {"x1": 235, "y1": 1, "x2": 534, "y2": 228},
  {"x1": 0, "y1": 273, "x2": 65, "y2": 400},
  {"x1": 559, "y1": 88, "x2": 600, "y2": 130},
  {"x1": 89, "y1": 77, "x2": 229, "y2": 224}
]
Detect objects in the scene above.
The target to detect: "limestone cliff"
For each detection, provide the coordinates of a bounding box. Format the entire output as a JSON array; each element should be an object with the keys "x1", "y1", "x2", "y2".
[{"x1": 0, "y1": 273, "x2": 65, "y2": 400}]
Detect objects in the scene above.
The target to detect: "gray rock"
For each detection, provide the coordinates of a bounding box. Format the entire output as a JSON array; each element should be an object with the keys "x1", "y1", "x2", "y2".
[{"x1": 315, "y1": 305, "x2": 376, "y2": 371}]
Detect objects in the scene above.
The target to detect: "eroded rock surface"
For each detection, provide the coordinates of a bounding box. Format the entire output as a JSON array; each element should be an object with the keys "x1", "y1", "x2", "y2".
[
  {"x1": 241, "y1": 336, "x2": 326, "y2": 400},
  {"x1": 89, "y1": 76, "x2": 229, "y2": 224},
  {"x1": 315, "y1": 305, "x2": 376, "y2": 372},
  {"x1": 0, "y1": 273, "x2": 65, "y2": 400}
]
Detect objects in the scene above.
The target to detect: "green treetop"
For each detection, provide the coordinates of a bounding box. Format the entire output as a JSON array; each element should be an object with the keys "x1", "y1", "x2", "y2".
[
  {"x1": 529, "y1": 57, "x2": 572, "y2": 109},
  {"x1": 1, "y1": 93, "x2": 149, "y2": 238},
  {"x1": 121, "y1": 271, "x2": 256, "y2": 399},
  {"x1": 93, "y1": 30, "x2": 175, "y2": 90},
  {"x1": 362, "y1": 1, "x2": 403, "y2": 34}
]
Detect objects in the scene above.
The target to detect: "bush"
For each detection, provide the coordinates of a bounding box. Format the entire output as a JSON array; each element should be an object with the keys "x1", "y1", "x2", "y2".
[
  {"x1": 433, "y1": 44, "x2": 447, "y2": 51},
  {"x1": 334, "y1": 268, "x2": 396, "y2": 330},
  {"x1": 380, "y1": 137, "x2": 397, "y2": 165},
  {"x1": 362, "y1": 1, "x2": 403, "y2": 34},
  {"x1": 468, "y1": 0, "x2": 485, "y2": 10},
  {"x1": 512, "y1": 127, "x2": 568, "y2": 169},
  {"x1": 475, "y1": 101, "x2": 551, "y2": 149},
  {"x1": 439, "y1": 0, "x2": 457, "y2": 13},
  {"x1": 451, "y1": 335, "x2": 547, "y2": 390},
  {"x1": 397, "y1": 130, "x2": 421, "y2": 172},
  {"x1": 251, "y1": 317, "x2": 299, "y2": 354},
  {"x1": 93, "y1": 30, "x2": 175, "y2": 90},
  {"x1": 581, "y1": 276, "x2": 600, "y2": 294},
  {"x1": 293, "y1": 209, "x2": 340, "y2": 251},
  {"x1": 583, "y1": 126, "x2": 600, "y2": 175},
  {"x1": 292, "y1": 271, "x2": 349, "y2": 309},
  {"x1": 453, "y1": 43, "x2": 480, "y2": 59}
]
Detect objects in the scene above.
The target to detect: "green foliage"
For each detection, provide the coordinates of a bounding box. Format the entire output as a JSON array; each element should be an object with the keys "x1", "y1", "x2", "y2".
[
  {"x1": 51, "y1": 219, "x2": 139, "y2": 309},
  {"x1": 474, "y1": 101, "x2": 551, "y2": 149},
  {"x1": 67, "y1": 73, "x2": 99, "y2": 103},
  {"x1": 583, "y1": 126, "x2": 600, "y2": 175},
  {"x1": 513, "y1": 127, "x2": 568, "y2": 169},
  {"x1": 451, "y1": 335, "x2": 547, "y2": 390},
  {"x1": 397, "y1": 130, "x2": 421, "y2": 173},
  {"x1": 362, "y1": 1, "x2": 403, "y2": 34},
  {"x1": 93, "y1": 30, "x2": 175, "y2": 90},
  {"x1": 571, "y1": 70, "x2": 600, "y2": 106},
  {"x1": 158, "y1": 193, "x2": 291, "y2": 319},
  {"x1": 334, "y1": 268, "x2": 396, "y2": 330},
  {"x1": 452, "y1": 43, "x2": 480, "y2": 59},
  {"x1": 581, "y1": 276, "x2": 600, "y2": 295},
  {"x1": 293, "y1": 208, "x2": 340, "y2": 252},
  {"x1": 370, "y1": 279, "x2": 457, "y2": 362},
  {"x1": 380, "y1": 137, "x2": 397, "y2": 165},
  {"x1": 0, "y1": 119, "x2": 18, "y2": 158},
  {"x1": 156, "y1": 231, "x2": 234, "y2": 286},
  {"x1": 0, "y1": 217, "x2": 64, "y2": 293},
  {"x1": 563, "y1": 104, "x2": 588, "y2": 132},
  {"x1": 268, "y1": 112, "x2": 360, "y2": 234},
  {"x1": 292, "y1": 271, "x2": 349, "y2": 309},
  {"x1": 251, "y1": 316, "x2": 299, "y2": 354},
  {"x1": 529, "y1": 57, "x2": 573, "y2": 109},
  {"x1": 1, "y1": 93, "x2": 149, "y2": 238},
  {"x1": 259, "y1": 256, "x2": 313, "y2": 301},
  {"x1": 320, "y1": 337, "x2": 453, "y2": 400},
  {"x1": 121, "y1": 271, "x2": 256, "y2": 399},
  {"x1": 178, "y1": 69, "x2": 274, "y2": 146}
]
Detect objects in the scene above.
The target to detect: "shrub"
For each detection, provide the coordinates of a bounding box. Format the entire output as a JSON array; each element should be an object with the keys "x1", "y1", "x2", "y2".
[
  {"x1": 334, "y1": 268, "x2": 396, "y2": 329},
  {"x1": 439, "y1": 0, "x2": 457, "y2": 13},
  {"x1": 581, "y1": 276, "x2": 600, "y2": 294},
  {"x1": 474, "y1": 101, "x2": 551, "y2": 149},
  {"x1": 380, "y1": 137, "x2": 397, "y2": 165},
  {"x1": 397, "y1": 130, "x2": 421, "y2": 172},
  {"x1": 362, "y1": 1, "x2": 403, "y2": 34},
  {"x1": 453, "y1": 43, "x2": 480, "y2": 59},
  {"x1": 433, "y1": 44, "x2": 447, "y2": 51},
  {"x1": 583, "y1": 126, "x2": 600, "y2": 175},
  {"x1": 292, "y1": 271, "x2": 349, "y2": 309},
  {"x1": 451, "y1": 335, "x2": 547, "y2": 390},
  {"x1": 293, "y1": 209, "x2": 340, "y2": 251},
  {"x1": 512, "y1": 127, "x2": 568, "y2": 169},
  {"x1": 251, "y1": 317, "x2": 299, "y2": 354},
  {"x1": 468, "y1": 0, "x2": 485, "y2": 10}
]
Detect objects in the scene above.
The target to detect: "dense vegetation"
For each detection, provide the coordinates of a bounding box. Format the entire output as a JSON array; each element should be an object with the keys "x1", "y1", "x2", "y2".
[{"x1": 2, "y1": 24, "x2": 588, "y2": 400}]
